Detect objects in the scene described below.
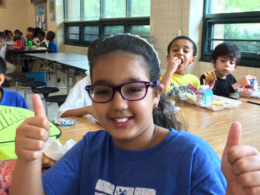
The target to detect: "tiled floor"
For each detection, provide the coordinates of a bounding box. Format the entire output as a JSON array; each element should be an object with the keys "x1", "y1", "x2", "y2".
[{"x1": 6, "y1": 71, "x2": 85, "y2": 120}]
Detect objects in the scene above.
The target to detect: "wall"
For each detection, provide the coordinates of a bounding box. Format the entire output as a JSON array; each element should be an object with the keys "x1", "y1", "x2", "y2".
[{"x1": 0, "y1": 0, "x2": 28, "y2": 35}]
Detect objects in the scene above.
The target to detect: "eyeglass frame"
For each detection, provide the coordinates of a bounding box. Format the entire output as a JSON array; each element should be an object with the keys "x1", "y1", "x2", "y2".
[{"x1": 85, "y1": 80, "x2": 159, "y2": 103}]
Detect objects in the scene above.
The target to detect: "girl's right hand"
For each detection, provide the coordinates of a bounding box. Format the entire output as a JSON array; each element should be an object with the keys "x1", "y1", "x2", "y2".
[
  {"x1": 15, "y1": 94, "x2": 50, "y2": 161},
  {"x1": 166, "y1": 57, "x2": 182, "y2": 74}
]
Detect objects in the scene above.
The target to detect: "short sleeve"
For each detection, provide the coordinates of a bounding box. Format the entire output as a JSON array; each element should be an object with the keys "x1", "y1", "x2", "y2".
[{"x1": 42, "y1": 137, "x2": 87, "y2": 195}]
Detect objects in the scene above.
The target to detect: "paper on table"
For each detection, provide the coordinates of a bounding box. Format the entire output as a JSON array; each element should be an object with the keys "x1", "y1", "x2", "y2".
[{"x1": 43, "y1": 139, "x2": 76, "y2": 161}]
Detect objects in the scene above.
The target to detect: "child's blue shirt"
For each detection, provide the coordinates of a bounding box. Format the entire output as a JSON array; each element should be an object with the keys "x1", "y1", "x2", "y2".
[
  {"x1": 42, "y1": 129, "x2": 226, "y2": 195},
  {"x1": 48, "y1": 40, "x2": 58, "y2": 53},
  {"x1": 0, "y1": 87, "x2": 28, "y2": 109}
]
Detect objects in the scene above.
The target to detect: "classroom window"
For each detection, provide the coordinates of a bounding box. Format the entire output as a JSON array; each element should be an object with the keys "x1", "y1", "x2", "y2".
[
  {"x1": 64, "y1": 0, "x2": 150, "y2": 46},
  {"x1": 201, "y1": 0, "x2": 260, "y2": 67}
]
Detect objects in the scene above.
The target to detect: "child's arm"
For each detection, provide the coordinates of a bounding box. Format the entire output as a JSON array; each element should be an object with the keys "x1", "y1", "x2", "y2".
[
  {"x1": 232, "y1": 75, "x2": 252, "y2": 90},
  {"x1": 222, "y1": 122, "x2": 260, "y2": 195},
  {"x1": 61, "y1": 105, "x2": 95, "y2": 118},
  {"x1": 9, "y1": 95, "x2": 49, "y2": 195},
  {"x1": 160, "y1": 57, "x2": 181, "y2": 93},
  {"x1": 40, "y1": 41, "x2": 48, "y2": 48}
]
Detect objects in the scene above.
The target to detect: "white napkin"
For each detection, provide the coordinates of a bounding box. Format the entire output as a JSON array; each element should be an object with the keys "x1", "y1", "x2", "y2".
[{"x1": 43, "y1": 139, "x2": 76, "y2": 161}]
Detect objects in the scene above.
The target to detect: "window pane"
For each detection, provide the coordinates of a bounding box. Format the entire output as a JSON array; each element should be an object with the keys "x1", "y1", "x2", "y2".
[
  {"x1": 103, "y1": 26, "x2": 124, "y2": 38},
  {"x1": 83, "y1": 26, "x2": 99, "y2": 41},
  {"x1": 130, "y1": 25, "x2": 150, "y2": 41},
  {"x1": 67, "y1": 26, "x2": 80, "y2": 41},
  {"x1": 211, "y1": 23, "x2": 260, "y2": 53},
  {"x1": 208, "y1": 0, "x2": 260, "y2": 14},
  {"x1": 65, "y1": 0, "x2": 81, "y2": 21},
  {"x1": 103, "y1": 0, "x2": 126, "y2": 18},
  {"x1": 84, "y1": 0, "x2": 100, "y2": 20},
  {"x1": 130, "y1": 0, "x2": 150, "y2": 17}
]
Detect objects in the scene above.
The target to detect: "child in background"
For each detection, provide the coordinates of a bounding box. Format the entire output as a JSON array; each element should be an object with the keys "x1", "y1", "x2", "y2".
[
  {"x1": 200, "y1": 43, "x2": 251, "y2": 97},
  {"x1": 0, "y1": 57, "x2": 28, "y2": 109},
  {"x1": 14, "y1": 30, "x2": 26, "y2": 49},
  {"x1": 46, "y1": 31, "x2": 58, "y2": 53},
  {"x1": 26, "y1": 27, "x2": 38, "y2": 44},
  {"x1": 10, "y1": 34, "x2": 260, "y2": 195},
  {"x1": 7, "y1": 31, "x2": 14, "y2": 42},
  {"x1": 58, "y1": 39, "x2": 103, "y2": 118},
  {"x1": 29, "y1": 31, "x2": 48, "y2": 72},
  {"x1": 0, "y1": 32, "x2": 16, "y2": 87},
  {"x1": 160, "y1": 36, "x2": 200, "y2": 99}
]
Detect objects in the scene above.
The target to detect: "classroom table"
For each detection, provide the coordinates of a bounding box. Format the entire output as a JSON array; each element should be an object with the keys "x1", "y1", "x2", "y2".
[
  {"x1": 57, "y1": 102, "x2": 260, "y2": 158},
  {"x1": 176, "y1": 101, "x2": 260, "y2": 157},
  {"x1": 55, "y1": 60, "x2": 89, "y2": 94},
  {"x1": 236, "y1": 96, "x2": 260, "y2": 105},
  {"x1": 7, "y1": 48, "x2": 48, "y2": 72},
  {"x1": 25, "y1": 53, "x2": 89, "y2": 94}
]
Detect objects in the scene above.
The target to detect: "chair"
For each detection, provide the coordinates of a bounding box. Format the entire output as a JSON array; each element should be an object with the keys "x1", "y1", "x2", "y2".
[
  {"x1": 45, "y1": 95, "x2": 68, "y2": 117},
  {"x1": 21, "y1": 81, "x2": 46, "y2": 101},
  {"x1": 32, "y1": 87, "x2": 60, "y2": 116},
  {"x1": 13, "y1": 77, "x2": 36, "y2": 92}
]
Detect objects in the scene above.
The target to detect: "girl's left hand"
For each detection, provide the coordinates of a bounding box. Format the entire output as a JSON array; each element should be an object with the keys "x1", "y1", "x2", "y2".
[{"x1": 221, "y1": 122, "x2": 260, "y2": 195}]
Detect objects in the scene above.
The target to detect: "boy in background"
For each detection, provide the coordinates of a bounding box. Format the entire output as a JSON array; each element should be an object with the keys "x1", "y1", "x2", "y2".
[
  {"x1": 160, "y1": 36, "x2": 200, "y2": 99},
  {"x1": 0, "y1": 32, "x2": 16, "y2": 87},
  {"x1": 29, "y1": 31, "x2": 48, "y2": 72},
  {"x1": 0, "y1": 57, "x2": 28, "y2": 109},
  {"x1": 46, "y1": 31, "x2": 58, "y2": 53},
  {"x1": 200, "y1": 43, "x2": 251, "y2": 97}
]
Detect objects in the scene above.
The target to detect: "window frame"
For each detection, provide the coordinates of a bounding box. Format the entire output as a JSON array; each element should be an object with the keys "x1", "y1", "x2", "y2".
[
  {"x1": 64, "y1": 0, "x2": 150, "y2": 47},
  {"x1": 201, "y1": 0, "x2": 260, "y2": 67}
]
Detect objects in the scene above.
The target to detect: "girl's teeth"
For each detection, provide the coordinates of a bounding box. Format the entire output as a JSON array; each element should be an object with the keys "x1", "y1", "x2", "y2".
[{"x1": 115, "y1": 118, "x2": 128, "y2": 123}]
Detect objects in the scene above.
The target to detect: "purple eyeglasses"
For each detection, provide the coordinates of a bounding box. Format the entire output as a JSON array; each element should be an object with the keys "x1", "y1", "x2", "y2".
[{"x1": 85, "y1": 80, "x2": 159, "y2": 103}]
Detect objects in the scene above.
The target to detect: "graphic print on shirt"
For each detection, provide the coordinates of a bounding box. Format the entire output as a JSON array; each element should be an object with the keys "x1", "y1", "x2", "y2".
[
  {"x1": 168, "y1": 83, "x2": 197, "y2": 98},
  {"x1": 95, "y1": 179, "x2": 156, "y2": 195}
]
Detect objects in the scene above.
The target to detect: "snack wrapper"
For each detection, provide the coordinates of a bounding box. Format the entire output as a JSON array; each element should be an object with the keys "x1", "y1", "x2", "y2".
[
  {"x1": 43, "y1": 139, "x2": 76, "y2": 161},
  {"x1": 54, "y1": 117, "x2": 76, "y2": 126}
]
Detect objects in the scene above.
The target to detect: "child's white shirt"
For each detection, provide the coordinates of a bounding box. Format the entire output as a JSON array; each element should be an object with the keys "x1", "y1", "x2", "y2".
[
  {"x1": 40, "y1": 39, "x2": 49, "y2": 48},
  {"x1": 0, "y1": 45, "x2": 6, "y2": 59},
  {"x1": 57, "y1": 73, "x2": 92, "y2": 118}
]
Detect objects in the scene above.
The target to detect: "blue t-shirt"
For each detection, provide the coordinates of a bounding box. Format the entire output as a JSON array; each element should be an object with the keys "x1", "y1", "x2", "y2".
[
  {"x1": 0, "y1": 87, "x2": 28, "y2": 109},
  {"x1": 42, "y1": 129, "x2": 227, "y2": 195},
  {"x1": 48, "y1": 40, "x2": 58, "y2": 53}
]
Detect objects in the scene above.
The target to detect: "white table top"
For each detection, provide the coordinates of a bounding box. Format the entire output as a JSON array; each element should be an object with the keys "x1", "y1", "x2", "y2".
[
  {"x1": 56, "y1": 60, "x2": 89, "y2": 71},
  {"x1": 25, "y1": 53, "x2": 88, "y2": 61}
]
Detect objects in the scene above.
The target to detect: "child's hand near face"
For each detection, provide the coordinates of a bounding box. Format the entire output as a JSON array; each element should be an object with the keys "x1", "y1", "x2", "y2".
[
  {"x1": 205, "y1": 79, "x2": 215, "y2": 90},
  {"x1": 232, "y1": 75, "x2": 252, "y2": 90},
  {"x1": 222, "y1": 122, "x2": 260, "y2": 195},
  {"x1": 15, "y1": 94, "x2": 50, "y2": 161},
  {"x1": 166, "y1": 57, "x2": 182, "y2": 74}
]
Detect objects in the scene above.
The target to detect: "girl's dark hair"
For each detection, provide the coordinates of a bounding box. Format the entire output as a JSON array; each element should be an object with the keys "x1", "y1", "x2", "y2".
[
  {"x1": 87, "y1": 38, "x2": 104, "y2": 61},
  {"x1": 211, "y1": 42, "x2": 241, "y2": 65},
  {"x1": 0, "y1": 57, "x2": 7, "y2": 76},
  {"x1": 34, "y1": 27, "x2": 42, "y2": 37},
  {"x1": 0, "y1": 32, "x2": 6, "y2": 38},
  {"x1": 90, "y1": 34, "x2": 183, "y2": 130},
  {"x1": 27, "y1": 27, "x2": 34, "y2": 32},
  {"x1": 4, "y1": 30, "x2": 9, "y2": 36},
  {"x1": 14, "y1": 29, "x2": 23, "y2": 35},
  {"x1": 167, "y1": 36, "x2": 197, "y2": 56}
]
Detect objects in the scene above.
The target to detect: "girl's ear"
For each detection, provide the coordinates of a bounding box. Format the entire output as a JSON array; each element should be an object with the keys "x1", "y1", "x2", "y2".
[
  {"x1": 0, "y1": 74, "x2": 5, "y2": 86},
  {"x1": 190, "y1": 56, "x2": 196, "y2": 64},
  {"x1": 154, "y1": 84, "x2": 164, "y2": 106}
]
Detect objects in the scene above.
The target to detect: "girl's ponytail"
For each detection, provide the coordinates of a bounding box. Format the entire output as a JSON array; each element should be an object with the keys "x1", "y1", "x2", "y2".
[{"x1": 153, "y1": 92, "x2": 184, "y2": 130}]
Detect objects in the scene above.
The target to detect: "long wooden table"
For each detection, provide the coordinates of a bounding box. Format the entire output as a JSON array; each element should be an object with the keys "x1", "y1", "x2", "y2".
[
  {"x1": 57, "y1": 102, "x2": 260, "y2": 158},
  {"x1": 237, "y1": 96, "x2": 260, "y2": 105}
]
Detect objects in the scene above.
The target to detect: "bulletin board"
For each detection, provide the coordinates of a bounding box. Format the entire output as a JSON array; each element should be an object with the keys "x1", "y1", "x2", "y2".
[{"x1": 35, "y1": 3, "x2": 47, "y2": 30}]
